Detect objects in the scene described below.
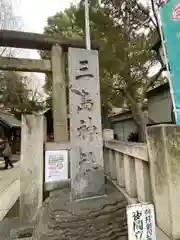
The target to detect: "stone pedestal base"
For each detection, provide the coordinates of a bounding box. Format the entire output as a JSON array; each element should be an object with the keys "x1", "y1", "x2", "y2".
[{"x1": 33, "y1": 184, "x2": 128, "y2": 240}]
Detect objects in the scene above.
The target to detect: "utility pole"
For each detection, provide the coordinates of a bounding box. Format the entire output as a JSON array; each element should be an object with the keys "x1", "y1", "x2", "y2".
[{"x1": 85, "y1": 0, "x2": 91, "y2": 50}]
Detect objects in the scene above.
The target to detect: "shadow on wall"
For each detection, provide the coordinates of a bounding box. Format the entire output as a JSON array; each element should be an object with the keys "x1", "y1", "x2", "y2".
[{"x1": 5, "y1": 199, "x2": 19, "y2": 219}]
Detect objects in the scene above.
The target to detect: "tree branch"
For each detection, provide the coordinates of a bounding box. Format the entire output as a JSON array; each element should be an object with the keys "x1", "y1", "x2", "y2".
[
  {"x1": 124, "y1": 89, "x2": 137, "y2": 105},
  {"x1": 142, "y1": 65, "x2": 166, "y2": 98},
  {"x1": 116, "y1": 85, "x2": 136, "y2": 105},
  {"x1": 150, "y1": 0, "x2": 161, "y2": 39},
  {"x1": 150, "y1": 0, "x2": 158, "y2": 25},
  {"x1": 107, "y1": 101, "x2": 116, "y2": 110},
  {"x1": 132, "y1": 0, "x2": 157, "y2": 28}
]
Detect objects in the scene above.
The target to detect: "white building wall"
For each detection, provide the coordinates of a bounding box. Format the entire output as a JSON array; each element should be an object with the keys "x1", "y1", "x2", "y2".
[
  {"x1": 112, "y1": 119, "x2": 137, "y2": 141},
  {"x1": 148, "y1": 90, "x2": 172, "y2": 123},
  {"x1": 110, "y1": 87, "x2": 172, "y2": 141}
]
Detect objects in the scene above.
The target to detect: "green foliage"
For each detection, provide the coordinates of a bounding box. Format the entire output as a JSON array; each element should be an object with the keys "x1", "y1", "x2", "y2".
[
  {"x1": 127, "y1": 132, "x2": 139, "y2": 142},
  {"x1": 41, "y1": 1, "x2": 162, "y2": 107},
  {"x1": 40, "y1": 3, "x2": 127, "y2": 109},
  {"x1": 40, "y1": 0, "x2": 166, "y2": 141},
  {"x1": 0, "y1": 71, "x2": 43, "y2": 119}
]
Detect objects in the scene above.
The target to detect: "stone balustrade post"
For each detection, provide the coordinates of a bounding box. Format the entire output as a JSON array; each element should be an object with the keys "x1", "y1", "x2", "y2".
[
  {"x1": 147, "y1": 124, "x2": 180, "y2": 239},
  {"x1": 108, "y1": 149, "x2": 116, "y2": 180},
  {"x1": 115, "y1": 152, "x2": 125, "y2": 187},
  {"x1": 102, "y1": 129, "x2": 114, "y2": 141},
  {"x1": 103, "y1": 147, "x2": 109, "y2": 176},
  {"x1": 124, "y1": 155, "x2": 137, "y2": 198},
  {"x1": 135, "y1": 158, "x2": 151, "y2": 202}
]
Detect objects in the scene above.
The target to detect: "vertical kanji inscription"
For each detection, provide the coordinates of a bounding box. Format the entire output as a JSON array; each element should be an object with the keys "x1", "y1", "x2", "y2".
[{"x1": 68, "y1": 48, "x2": 104, "y2": 200}]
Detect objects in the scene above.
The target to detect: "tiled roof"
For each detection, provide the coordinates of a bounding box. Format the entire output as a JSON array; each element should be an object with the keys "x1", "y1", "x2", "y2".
[{"x1": 0, "y1": 111, "x2": 21, "y2": 128}]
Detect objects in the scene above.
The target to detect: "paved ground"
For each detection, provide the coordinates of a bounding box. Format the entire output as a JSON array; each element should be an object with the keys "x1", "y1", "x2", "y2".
[
  {"x1": 0, "y1": 156, "x2": 20, "y2": 239},
  {"x1": 0, "y1": 161, "x2": 20, "y2": 188},
  {"x1": 0, "y1": 156, "x2": 20, "y2": 193},
  {"x1": 0, "y1": 154, "x2": 20, "y2": 166}
]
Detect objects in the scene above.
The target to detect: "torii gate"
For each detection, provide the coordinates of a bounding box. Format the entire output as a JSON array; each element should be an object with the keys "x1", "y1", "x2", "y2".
[{"x1": 0, "y1": 29, "x2": 104, "y2": 225}]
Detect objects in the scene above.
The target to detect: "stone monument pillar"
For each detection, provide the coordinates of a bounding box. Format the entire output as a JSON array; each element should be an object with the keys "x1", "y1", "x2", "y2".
[
  {"x1": 68, "y1": 48, "x2": 105, "y2": 199},
  {"x1": 33, "y1": 47, "x2": 128, "y2": 240}
]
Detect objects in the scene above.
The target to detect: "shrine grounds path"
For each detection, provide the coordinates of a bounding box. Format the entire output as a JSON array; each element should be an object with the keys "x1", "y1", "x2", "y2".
[{"x1": 0, "y1": 155, "x2": 20, "y2": 221}]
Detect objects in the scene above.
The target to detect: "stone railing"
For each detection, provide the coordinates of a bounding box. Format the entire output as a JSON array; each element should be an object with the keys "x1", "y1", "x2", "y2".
[
  {"x1": 103, "y1": 138, "x2": 172, "y2": 240},
  {"x1": 103, "y1": 140, "x2": 151, "y2": 204}
]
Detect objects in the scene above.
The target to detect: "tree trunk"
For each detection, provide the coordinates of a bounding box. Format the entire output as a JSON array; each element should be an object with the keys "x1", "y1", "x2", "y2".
[
  {"x1": 130, "y1": 101, "x2": 147, "y2": 142},
  {"x1": 101, "y1": 105, "x2": 111, "y2": 129}
]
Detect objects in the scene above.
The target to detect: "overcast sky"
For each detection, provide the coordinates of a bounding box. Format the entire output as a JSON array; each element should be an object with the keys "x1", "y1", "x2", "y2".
[
  {"x1": 13, "y1": 0, "x2": 78, "y2": 92},
  {"x1": 12, "y1": 0, "x2": 158, "y2": 92},
  {"x1": 20, "y1": 0, "x2": 72, "y2": 34},
  {"x1": 17, "y1": 0, "x2": 75, "y2": 59}
]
